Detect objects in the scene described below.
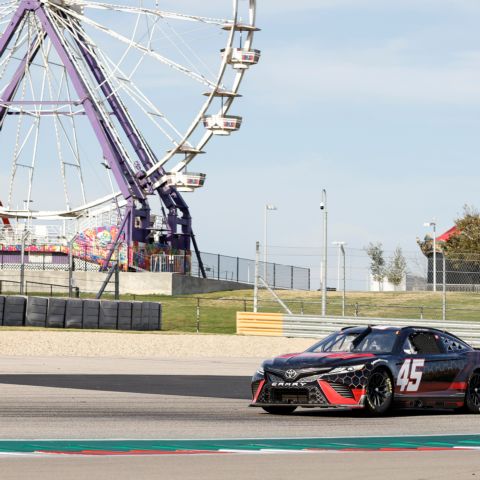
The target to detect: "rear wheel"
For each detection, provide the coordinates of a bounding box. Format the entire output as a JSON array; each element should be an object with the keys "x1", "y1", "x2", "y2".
[
  {"x1": 365, "y1": 369, "x2": 393, "y2": 416},
  {"x1": 465, "y1": 372, "x2": 480, "y2": 413},
  {"x1": 261, "y1": 406, "x2": 297, "y2": 415}
]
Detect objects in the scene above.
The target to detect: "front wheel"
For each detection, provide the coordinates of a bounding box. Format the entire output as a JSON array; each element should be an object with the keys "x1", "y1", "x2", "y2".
[
  {"x1": 364, "y1": 369, "x2": 393, "y2": 416},
  {"x1": 261, "y1": 406, "x2": 297, "y2": 415},
  {"x1": 465, "y1": 372, "x2": 480, "y2": 413}
]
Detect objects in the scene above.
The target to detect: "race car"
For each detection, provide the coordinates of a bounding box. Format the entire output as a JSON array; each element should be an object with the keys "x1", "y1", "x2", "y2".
[{"x1": 251, "y1": 325, "x2": 480, "y2": 415}]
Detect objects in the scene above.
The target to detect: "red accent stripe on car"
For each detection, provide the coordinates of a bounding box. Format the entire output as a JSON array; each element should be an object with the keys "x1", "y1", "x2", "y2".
[
  {"x1": 318, "y1": 380, "x2": 361, "y2": 406},
  {"x1": 252, "y1": 379, "x2": 265, "y2": 403},
  {"x1": 449, "y1": 382, "x2": 467, "y2": 390}
]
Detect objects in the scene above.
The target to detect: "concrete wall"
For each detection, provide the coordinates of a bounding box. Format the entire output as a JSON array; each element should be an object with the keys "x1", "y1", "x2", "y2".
[{"x1": 0, "y1": 271, "x2": 252, "y2": 296}]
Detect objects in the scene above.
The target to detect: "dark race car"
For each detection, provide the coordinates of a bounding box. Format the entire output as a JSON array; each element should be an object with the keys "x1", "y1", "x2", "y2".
[{"x1": 251, "y1": 325, "x2": 480, "y2": 415}]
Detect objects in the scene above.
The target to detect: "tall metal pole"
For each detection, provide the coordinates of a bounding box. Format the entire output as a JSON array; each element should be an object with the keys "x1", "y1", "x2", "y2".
[
  {"x1": 20, "y1": 230, "x2": 27, "y2": 295},
  {"x1": 342, "y1": 244, "x2": 346, "y2": 317},
  {"x1": 263, "y1": 205, "x2": 267, "y2": 283},
  {"x1": 263, "y1": 204, "x2": 277, "y2": 285},
  {"x1": 68, "y1": 238, "x2": 73, "y2": 298},
  {"x1": 433, "y1": 222, "x2": 437, "y2": 292},
  {"x1": 442, "y1": 254, "x2": 446, "y2": 321},
  {"x1": 321, "y1": 189, "x2": 328, "y2": 316},
  {"x1": 254, "y1": 241, "x2": 259, "y2": 313}
]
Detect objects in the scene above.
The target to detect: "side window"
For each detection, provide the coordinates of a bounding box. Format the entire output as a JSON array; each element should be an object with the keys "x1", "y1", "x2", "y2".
[
  {"x1": 410, "y1": 332, "x2": 442, "y2": 355},
  {"x1": 439, "y1": 334, "x2": 468, "y2": 352},
  {"x1": 402, "y1": 337, "x2": 417, "y2": 354}
]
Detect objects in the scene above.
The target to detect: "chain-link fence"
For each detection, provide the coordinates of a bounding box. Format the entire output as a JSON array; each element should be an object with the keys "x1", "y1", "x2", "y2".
[{"x1": 191, "y1": 252, "x2": 310, "y2": 290}]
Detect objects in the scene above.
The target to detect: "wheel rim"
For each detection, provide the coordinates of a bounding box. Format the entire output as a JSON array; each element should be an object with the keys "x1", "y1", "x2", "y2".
[
  {"x1": 468, "y1": 374, "x2": 480, "y2": 407},
  {"x1": 367, "y1": 372, "x2": 391, "y2": 409}
]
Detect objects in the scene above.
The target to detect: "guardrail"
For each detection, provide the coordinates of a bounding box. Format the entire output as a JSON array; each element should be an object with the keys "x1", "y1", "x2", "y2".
[{"x1": 237, "y1": 312, "x2": 480, "y2": 347}]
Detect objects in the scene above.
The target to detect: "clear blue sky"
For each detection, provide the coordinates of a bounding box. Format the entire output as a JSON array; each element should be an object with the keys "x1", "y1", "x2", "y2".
[{"x1": 187, "y1": 0, "x2": 480, "y2": 280}]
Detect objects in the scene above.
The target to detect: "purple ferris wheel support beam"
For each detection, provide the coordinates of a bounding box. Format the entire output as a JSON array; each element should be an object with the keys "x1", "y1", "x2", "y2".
[
  {"x1": 29, "y1": 0, "x2": 146, "y2": 206},
  {"x1": 67, "y1": 17, "x2": 195, "y2": 250}
]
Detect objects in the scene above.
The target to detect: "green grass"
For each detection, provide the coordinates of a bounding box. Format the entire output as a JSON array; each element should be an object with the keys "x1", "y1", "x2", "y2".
[{"x1": 7, "y1": 289, "x2": 480, "y2": 335}]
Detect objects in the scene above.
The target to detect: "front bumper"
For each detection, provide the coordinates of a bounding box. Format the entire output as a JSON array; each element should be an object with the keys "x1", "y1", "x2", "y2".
[{"x1": 250, "y1": 379, "x2": 366, "y2": 408}]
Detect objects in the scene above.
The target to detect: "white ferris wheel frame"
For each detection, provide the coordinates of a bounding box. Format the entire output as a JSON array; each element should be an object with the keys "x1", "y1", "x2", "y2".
[{"x1": 0, "y1": 0, "x2": 259, "y2": 221}]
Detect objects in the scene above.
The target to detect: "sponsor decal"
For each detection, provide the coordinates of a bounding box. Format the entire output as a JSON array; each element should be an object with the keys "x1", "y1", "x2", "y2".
[{"x1": 271, "y1": 382, "x2": 307, "y2": 387}]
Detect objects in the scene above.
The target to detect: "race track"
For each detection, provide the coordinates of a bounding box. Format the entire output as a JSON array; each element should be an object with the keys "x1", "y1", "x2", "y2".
[{"x1": 1, "y1": 356, "x2": 479, "y2": 479}]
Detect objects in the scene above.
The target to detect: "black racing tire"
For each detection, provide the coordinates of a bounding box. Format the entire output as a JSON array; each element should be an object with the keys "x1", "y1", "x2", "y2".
[
  {"x1": 261, "y1": 406, "x2": 297, "y2": 415},
  {"x1": 465, "y1": 372, "x2": 480, "y2": 413},
  {"x1": 364, "y1": 369, "x2": 393, "y2": 416}
]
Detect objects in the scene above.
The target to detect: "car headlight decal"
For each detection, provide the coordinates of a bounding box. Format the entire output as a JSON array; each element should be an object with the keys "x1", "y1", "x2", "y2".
[{"x1": 329, "y1": 364, "x2": 365, "y2": 375}]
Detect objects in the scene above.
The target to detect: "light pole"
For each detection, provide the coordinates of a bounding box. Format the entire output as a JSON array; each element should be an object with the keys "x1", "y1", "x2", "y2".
[
  {"x1": 263, "y1": 204, "x2": 277, "y2": 284},
  {"x1": 333, "y1": 241, "x2": 347, "y2": 315},
  {"x1": 321, "y1": 189, "x2": 327, "y2": 316},
  {"x1": 424, "y1": 221, "x2": 437, "y2": 292}
]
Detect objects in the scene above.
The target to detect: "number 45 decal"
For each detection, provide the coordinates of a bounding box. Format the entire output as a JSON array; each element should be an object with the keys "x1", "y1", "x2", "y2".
[{"x1": 397, "y1": 359, "x2": 425, "y2": 392}]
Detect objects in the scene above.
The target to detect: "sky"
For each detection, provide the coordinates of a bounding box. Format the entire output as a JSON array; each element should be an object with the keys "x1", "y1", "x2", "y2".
[
  {"x1": 184, "y1": 0, "x2": 480, "y2": 285},
  {"x1": 2, "y1": 0, "x2": 480, "y2": 288}
]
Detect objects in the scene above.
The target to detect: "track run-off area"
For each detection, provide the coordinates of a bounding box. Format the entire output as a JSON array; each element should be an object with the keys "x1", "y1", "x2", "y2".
[{"x1": 1, "y1": 346, "x2": 480, "y2": 479}]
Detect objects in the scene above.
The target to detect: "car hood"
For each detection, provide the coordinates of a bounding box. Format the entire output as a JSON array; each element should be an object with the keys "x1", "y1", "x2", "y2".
[{"x1": 263, "y1": 352, "x2": 376, "y2": 371}]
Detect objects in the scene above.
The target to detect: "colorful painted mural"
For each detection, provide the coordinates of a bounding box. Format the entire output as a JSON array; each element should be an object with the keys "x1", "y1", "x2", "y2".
[{"x1": 0, "y1": 225, "x2": 192, "y2": 272}]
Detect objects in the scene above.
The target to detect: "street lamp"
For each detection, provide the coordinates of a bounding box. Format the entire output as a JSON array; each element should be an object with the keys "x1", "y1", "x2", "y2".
[
  {"x1": 321, "y1": 190, "x2": 327, "y2": 316},
  {"x1": 264, "y1": 204, "x2": 277, "y2": 283},
  {"x1": 424, "y1": 221, "x2": 437, "y2": 292}
]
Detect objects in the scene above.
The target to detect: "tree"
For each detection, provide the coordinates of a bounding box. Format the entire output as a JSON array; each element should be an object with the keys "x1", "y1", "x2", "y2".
[
  {"x1": 443, "y1": 205, "x2": 480, "y2": 255},
  {"x1": 366, "y1": 242, "x2": 386, "y2": 289},
  {"x1": 386, "y1": 247, "x2": 407, "y2": 287}
]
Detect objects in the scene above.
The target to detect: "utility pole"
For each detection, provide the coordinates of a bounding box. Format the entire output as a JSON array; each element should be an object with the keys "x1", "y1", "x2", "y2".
[
  {"x1": 263, "y1": 204, "x2": 277, "y2": 284},
  {"x1": 254, "y1": 241, "x2": 259, "y2": 313},
  {"x1": 424, "y1": 220, "x2": 437, "y2": 292},
  {"x1": 321, "y1": 189, "x2": 327, "y2": 316}
]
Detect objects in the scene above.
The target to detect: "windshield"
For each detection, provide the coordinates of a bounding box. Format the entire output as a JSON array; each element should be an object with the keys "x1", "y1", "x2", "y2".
[{"x1": 307, "y1": 330, "x2": 398, "y2": 354}]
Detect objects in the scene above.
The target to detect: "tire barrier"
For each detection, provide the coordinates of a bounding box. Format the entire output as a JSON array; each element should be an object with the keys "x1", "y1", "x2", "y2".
[
  {"x1": 0, "y1": 296, "x2": 162, "y2": 331},
  {"x1": 83, "y1": 299, "x2": 100, "y2": 329},
  {"x1": 4, "y1": 296, "x2": 26, "y2": 327},
  {"x1": 65, "y1": 299, "x2": 83, "y2": 329},
  {"x1": 131, "y1": 302, "x2": 143, "y2": 330},
  {"x1": 117, "y1": 302, "x2": 132, "y2": 330},
  {"x1": 26, "y1": 296, "x2": 48, "y2": 328},
  {"x1": 0, "y1": 296, "x2": 5, "y2": 326},
  {"x1": 99, "y1": 301, "x2": 118, "y2": 330}
]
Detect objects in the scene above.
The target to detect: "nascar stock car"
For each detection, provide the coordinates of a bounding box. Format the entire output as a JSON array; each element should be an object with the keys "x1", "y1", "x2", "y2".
[{"x1": 251, "y1": 325, "x2": 480, "y2": 415}]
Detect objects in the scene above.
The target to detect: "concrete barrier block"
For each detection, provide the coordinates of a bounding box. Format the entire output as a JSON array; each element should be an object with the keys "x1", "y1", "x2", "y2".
[
  {"x1": 47, "y1": 298, "x2": 66, "y2": 328},
  {"x1": 83, "y1": 299, "x2": 99, "y2": 329},
  {"x1": 99, "y1": 301, "x2": 118, "y2": 330},
  {"x1": 65, "y1": 299, "x2": 83, "y2": 329},
  {"x1": 26, "y1": 297, "x2": 48, "y2": 327},
  {"x1": 3, "y1": 296, "x2": 26, "y2": 327},
  {"x1": 118, "y1": 302, "x2": 132, "y2": 330}
]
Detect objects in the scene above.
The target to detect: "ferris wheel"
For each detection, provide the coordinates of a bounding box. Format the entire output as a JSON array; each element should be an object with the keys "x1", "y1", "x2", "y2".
[{"x1": 0, "y1": 0, "x2": 259, "y2": 269}]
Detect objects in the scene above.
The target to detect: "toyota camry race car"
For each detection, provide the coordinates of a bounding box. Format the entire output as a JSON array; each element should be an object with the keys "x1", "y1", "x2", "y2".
[{"x1": 251, "y1": 325, "x2": 480, "y2": 415}]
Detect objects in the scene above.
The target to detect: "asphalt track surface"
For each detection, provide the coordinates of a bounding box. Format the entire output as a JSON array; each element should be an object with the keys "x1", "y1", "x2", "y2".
[{"x1": 1, "y1": 356, "x2": 480, "y2": 479}]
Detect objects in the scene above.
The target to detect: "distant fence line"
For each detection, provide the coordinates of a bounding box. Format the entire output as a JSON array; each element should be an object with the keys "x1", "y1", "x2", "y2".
[
  {"x1": 191, "y1": 252, "x2": 310, "y2": 291},
  {"x1": 0, "y1": 247, "x2": 311, "y2": 291}
]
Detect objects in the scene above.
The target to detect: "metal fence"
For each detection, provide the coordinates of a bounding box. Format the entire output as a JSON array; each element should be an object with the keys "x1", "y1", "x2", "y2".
[{"x1": 191, "y1": 252, "x2": 311, "y2": 290}]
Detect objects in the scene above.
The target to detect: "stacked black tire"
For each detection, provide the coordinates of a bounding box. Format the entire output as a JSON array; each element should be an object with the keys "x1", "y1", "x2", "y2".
[{"x1": 0, "y1": 296, "x2": 162, "y2": 331}]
